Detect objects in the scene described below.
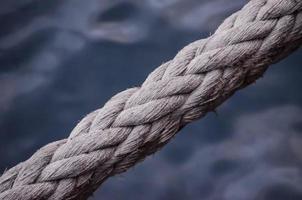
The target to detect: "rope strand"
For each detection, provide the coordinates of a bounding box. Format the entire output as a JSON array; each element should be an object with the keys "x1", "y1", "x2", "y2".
[{"x1": 1, "y1": 0, "x2": 302, "y2": 199}]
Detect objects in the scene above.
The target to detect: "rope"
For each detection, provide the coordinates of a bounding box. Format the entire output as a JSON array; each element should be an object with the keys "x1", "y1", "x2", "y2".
[{"x1": 1, "y1": 0, "x2": 302, "y2": 199}]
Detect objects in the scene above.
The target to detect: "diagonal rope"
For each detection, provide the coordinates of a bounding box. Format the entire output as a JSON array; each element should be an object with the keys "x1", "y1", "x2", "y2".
[{"x1": 1, "y1": 0, "x2": 302, "y2": 199}]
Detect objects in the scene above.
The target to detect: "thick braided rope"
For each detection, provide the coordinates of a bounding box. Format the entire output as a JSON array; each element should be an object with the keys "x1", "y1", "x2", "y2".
[{"x1": 1, "y1": 0, "x2": 302, "y2": 199}]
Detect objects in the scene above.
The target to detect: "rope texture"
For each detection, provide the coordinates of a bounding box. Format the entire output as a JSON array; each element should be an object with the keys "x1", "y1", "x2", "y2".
[{"x1": 1, "y1": 0, "x2": 302, "y2": 199}]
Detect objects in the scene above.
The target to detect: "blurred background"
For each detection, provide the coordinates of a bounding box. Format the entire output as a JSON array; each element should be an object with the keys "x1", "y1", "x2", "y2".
[{"x1": 0, "y1": 0, "x2": 302, "y2": 199}]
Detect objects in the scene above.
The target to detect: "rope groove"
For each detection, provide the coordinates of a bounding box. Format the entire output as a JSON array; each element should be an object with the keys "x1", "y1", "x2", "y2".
[{"x1": 1, "y1": 0, "x2": 302, "y2": 199}]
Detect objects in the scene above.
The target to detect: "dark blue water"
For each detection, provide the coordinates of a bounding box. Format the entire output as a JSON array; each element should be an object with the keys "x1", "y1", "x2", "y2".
[{"x1": 0, "y1": 0, "x2": 302, "y2": 199}]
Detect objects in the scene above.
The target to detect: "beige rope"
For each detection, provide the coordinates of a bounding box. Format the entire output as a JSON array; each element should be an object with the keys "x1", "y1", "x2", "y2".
[{"x1": 1, "y1": 0, "x2": 302, "y2": 199}]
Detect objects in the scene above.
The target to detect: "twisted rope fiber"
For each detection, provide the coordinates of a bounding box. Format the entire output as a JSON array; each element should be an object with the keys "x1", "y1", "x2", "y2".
[{"x1": 1, "y1": 0, "x2": 302, "y2": 199}]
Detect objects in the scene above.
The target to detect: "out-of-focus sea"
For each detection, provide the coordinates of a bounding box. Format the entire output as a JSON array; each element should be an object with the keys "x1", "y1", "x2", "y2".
[{"x1": 0, "y1": 0, "x2": 302, "y2": 199}]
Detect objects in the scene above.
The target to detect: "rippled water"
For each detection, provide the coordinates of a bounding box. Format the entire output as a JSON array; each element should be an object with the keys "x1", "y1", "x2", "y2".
[{"x1": 0, "y1": 0, "x2": 302, "y2": 199}]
